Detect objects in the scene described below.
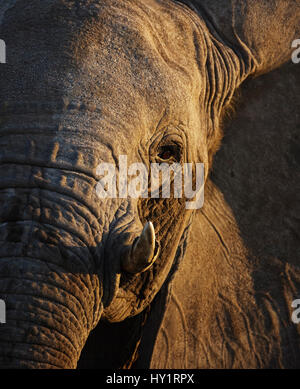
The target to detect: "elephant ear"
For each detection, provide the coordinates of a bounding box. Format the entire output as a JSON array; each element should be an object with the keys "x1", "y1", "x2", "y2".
[{"x1": 179, "y1": 0, "x2": 300, "y2": 78}]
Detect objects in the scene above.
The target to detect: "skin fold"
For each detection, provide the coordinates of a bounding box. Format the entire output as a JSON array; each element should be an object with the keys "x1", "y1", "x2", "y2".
[
  {"x1": 147, "y1": 62, "x2": 300, "y2": 369},
  {"x1": 0, "y1": 0, "x2": 299, "y2": 368}
]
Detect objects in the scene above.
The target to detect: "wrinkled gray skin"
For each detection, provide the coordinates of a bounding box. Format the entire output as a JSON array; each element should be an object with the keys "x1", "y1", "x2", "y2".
[
  {"x1": 0, "y1": 0, "x2": 299, "y2": 368},
  {"x1": 147, "y1": 61, "x2": 300, "y2": 369}
]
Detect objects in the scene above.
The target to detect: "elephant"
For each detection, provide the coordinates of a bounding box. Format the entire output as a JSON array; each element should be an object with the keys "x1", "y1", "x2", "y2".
[
  {"x1": 78, "y1": 60, "x2": 300, "y2": 369},
  {"x1": 0, "y1": 0, "x2": 299, "y2": 369},
  {"x1": 140, "y1": 61, "x2": 300, "y2": 369}
]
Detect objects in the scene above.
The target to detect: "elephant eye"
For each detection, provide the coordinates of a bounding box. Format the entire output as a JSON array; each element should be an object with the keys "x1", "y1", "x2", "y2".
[{"x1": 157, "y1": 144, "x2": 182, "y2": 162}]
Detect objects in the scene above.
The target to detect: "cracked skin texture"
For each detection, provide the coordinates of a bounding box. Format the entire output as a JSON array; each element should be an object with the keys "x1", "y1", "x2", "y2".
[
  {"x1": 87, "y1": 61, "x2": 300, "y2": 370},
  {"x1": 0, "y1": 0, "x2": 299, "y2": 368},
  {"x1": 148, "y1": 62, "x2": 300, "y2": 368},
  {"x1": 79, "y1": 1, "x2": 300, "y2": 369}
]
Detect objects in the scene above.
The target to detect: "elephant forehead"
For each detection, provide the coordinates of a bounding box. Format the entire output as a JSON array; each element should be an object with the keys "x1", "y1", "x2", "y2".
[
  {"x1": 83, "y1": 1, "x2": 204, "y2": 101},
  {"x1": 75, "y1": 1, "x2": 206, "y2": 138},
  {"x1": 0, "y1": 0, "x2": 205, "y2": 127}
]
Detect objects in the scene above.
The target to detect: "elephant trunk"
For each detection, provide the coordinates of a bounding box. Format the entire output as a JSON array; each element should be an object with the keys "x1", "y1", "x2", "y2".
[
  {"x1": 0, "y1": 257, "x2": 97, "y2": 368},
  {"x1": 0, "y1": 160, "x2": 104, "y2": 368},
  {"x1": 0, "y1": 106, "x2": 162, "y2": 367}
]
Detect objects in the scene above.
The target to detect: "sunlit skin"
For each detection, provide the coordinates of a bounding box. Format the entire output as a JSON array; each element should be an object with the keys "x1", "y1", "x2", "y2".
[{"x1": 0, "y1": 0, "x2": 299, "y2": 368}]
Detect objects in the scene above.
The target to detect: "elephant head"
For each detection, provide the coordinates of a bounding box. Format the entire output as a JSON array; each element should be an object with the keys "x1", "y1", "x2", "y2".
[{"x1": 0, "y1": 0, "x2": 299, "y2": 368}]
